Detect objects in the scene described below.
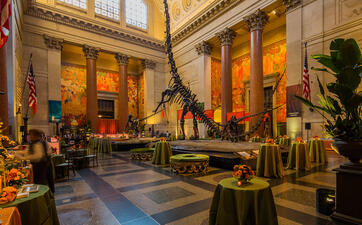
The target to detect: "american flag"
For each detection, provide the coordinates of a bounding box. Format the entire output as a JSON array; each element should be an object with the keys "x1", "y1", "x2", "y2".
[
  {"x1": 27, "y1": 58, "x2": 37, "y2": 114},
  {"x1": 303, "y1": 44, "x2": 311, "y2": 100},
  {"x1": 0, "y1": 0, "x2": 11, "y2": 48}
]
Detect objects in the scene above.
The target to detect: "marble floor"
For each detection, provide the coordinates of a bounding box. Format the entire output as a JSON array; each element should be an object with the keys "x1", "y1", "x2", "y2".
[{"x1": 54, "y1": 151, "x2": 345, "y2": 225}]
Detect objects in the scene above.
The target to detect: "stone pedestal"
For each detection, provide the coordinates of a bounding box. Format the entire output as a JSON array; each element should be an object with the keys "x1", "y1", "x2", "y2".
[
  {"x1": 83, "y1": 45, "x2": 100, "y2": 132},
  {"x1": 332, "y1": 162, "x2": 362, "y2": 225},
  {"x1": 216, "y1": 28, "x2": 235, "y2": 125},
  {"x1": 115, "y1": 53, "x2": 129, "y2": 132},
  {"x1": 244, "y1": 10, "x2": 268, "y2": 136}
]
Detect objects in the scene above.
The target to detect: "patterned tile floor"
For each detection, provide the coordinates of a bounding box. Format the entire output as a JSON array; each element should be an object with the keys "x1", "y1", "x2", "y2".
[{"x1": 55, "y1": 151, "x2": 346, "y2": 225}]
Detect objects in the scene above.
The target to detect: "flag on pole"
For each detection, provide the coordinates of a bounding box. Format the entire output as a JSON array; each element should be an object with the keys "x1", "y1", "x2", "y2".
[
  {"x1": 27, "y1": 58, "x2": 37, "y2": 114},
  {"x1": 0, "y1": 0, "x2": 11, "y2": 48},
  {"x1": 303, "y1": 43, "x2": 311, "y2": 100}
]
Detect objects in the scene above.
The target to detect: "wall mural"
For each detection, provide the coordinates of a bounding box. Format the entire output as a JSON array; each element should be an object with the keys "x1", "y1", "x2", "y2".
[
  {"x1": 211, "y1": 40, "x2": 287, "y2": 122},
  {"x1": 61, "y1": 63, "x2": 144, "y2": 127}
]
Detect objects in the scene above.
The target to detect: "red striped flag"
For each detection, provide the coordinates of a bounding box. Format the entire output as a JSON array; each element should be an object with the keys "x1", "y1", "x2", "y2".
[
  {"x1": 27, "y1": 58, "x2": 37, "y2": 114},
  {"x1": 303, "y1": 44, "x2": 311, "y2": 100},
  {"x1": 0, "y1": 0, "x2": 11, "y2": 48}
]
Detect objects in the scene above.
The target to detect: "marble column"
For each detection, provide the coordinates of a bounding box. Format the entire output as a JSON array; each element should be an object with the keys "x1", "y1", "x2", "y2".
[
  {"x1": 244, "y1": 10, "x2": 268, "y2": 136},
  {"x1": 83, "y1": 45, "x2": 100, "y2": 132},
  {"x1": 216, "y1": 28, "x2": 236, "y2": 125},
  {"x1": 195, "y1": 41, "x2": 212, "y2": 138},
  {"x1": 115, "y1": 53, "x2": 129, "y2": 132},
  {"x1": 0, "y1": 47, "x2": 9, "y2": 134},
  {"x1": 283, "y1": 0, "x2": 303, "y2": 139},
  {"x1": 142, "y1": 59, "x2": 156, "y2": 125}
]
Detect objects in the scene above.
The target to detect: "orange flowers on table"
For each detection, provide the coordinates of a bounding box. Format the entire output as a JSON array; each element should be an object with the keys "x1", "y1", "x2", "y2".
[
  {"x1": 7, "y1": 168, "x2": 28, "y2": 188},
  {"x1": 0, "y1": 186, "x2": 18, "y2": 204},
  {"x1": 160, "y1": 137, "x2": 166, "y2": 142},
  {"x1": 266, "y1": 138, "x2": 274, "y2": 144},
  {"x1": 296, "y1": 137, "x2": 304, "y2": 143},
  {"x1": 313, "y1": 136, "x2": 320, "y2": 140},
  {"x1": 232, "y1": 164, "x2": 254, "y2": 186},
  {"x1": 283, "y1": 135, "x2": 289, "y2": 138}
]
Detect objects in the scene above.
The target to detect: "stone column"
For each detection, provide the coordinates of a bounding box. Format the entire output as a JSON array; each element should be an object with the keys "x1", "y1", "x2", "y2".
[
  {"x1": 0, "y1": 47, "x2": 9, "y2": 134},
  {"x1": 115, "y1": 53, "x2": 129, "y2": 132},
  {"x1": 195, "y1": 41, "x2": 212, "y2": 137},
  {"x1": 43, "y1": 35, "x2": 63, "y2": 135},
  {"x1": 283, "y1": 0, "x2": 303, "y2": 139},
  {"x1": 83, "y1": 45, "x2": 100, "y2": 132},
  {"x1": 216, "y1": 28, "x2": 236, "y2": 125},
  {"x1": 244, "y1": 9, "x2": 268, "y2": 136},
  {"x1": 142, "y1": 59, "x2": 156, "y2": 125}
]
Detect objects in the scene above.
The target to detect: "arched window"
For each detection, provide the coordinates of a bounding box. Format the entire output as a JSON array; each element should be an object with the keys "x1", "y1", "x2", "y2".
[
  {"x1": 58, "y1": 0, "x2": 87, "y2": 9},
  {"x1": 95, "y1": 0, "x2": 120, "y2": 20},
  {"x1": 125, "y1": 0, "x2": 148, "y2": 30}
]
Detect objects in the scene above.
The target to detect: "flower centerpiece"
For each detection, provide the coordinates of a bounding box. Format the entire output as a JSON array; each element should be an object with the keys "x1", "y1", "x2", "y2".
[
  {"x1": 265, "y1": 138, "x2": 274, "y2": 144},
  {"x1": 232, "y1": 164, "x2": 254, "y2": 187},
  {"x1": 296, "y1": 137, "x2": 304, "y2": 143},
  {"x1": 72, "y1": 143, "x2": 82, "y2": 150},
  {"x1": 160, "y1": 137, "x2": 166, "y2": 142},
  {"x1": 0, "y1": 186, "x2": 18, "y2": 204},
  {"x1": 7, "y1": 168, "x2": 28, "y2": 189},
  {"x1": 313, "y1": 136, "x2": 320, "y2": 140}
]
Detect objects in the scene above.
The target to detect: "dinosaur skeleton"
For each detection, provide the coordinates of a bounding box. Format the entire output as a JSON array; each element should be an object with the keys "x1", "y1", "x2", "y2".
[{"x1": 153, "y1": 0, "x2": 285, "y2": 141}]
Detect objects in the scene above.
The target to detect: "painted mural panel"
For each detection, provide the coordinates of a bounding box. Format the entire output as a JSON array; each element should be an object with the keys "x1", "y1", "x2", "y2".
[
  {"x1": 61, "y1": 64, "x2": 87, "y2": 127},
  {"x1": 97, "y1": 70, "x2": 119, "y2": 92},
  {"x1": 128, "y1": 75, "x2": 138, "y2": 117},
  {"x1": 61, "y1": 64, "x2": 144, "y2": 127},
  {"x1": 211, "y1": 40, "x2": 287, "y2": 122},
  {"x1": 211, "y1": 58, "x2": 221, "y2": 110},
  {"x1": 138, "y1": 74, "x2": 145, "y2": 118}
]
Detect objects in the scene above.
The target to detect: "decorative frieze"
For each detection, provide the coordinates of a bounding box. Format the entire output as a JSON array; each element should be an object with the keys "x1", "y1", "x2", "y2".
[
  {"x1": 283, "y1": 0, "x2": 302, "y2": 12},
  {"x1": 195, "y1": 41, "x2": 212, "y2": 55},
  {"x1": 82, "y1": 45, "x2": 100, "y2": 60},
  {"x1": 244, "y1": 9, "x2": 269, "y2": 32},
  {"x1": 43, "y1": 35, "x2": 63, "y2": 50},
  {"x1": 115, "y1": 53, "x2": 129, "y2": 65},
  {"x1": 142, "y1": 59, "x2": 156, "y2": 70},
  {"x1": 216, "y1": 28, "x2": 236, "y2": 46}
]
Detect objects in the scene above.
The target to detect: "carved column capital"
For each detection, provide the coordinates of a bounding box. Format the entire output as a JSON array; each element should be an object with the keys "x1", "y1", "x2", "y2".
[
  {"x1": 195, "y1": 41, "x2": 212, "y2": 55},
  {"x1": 283, "y1": 0, "x2": 302, "y2": 12},
  {"x1": 82, "y1": 45, "x2": 100, "y2": 60},
  {"x1": 142, "y1": 59, "x2": 156, "y2": 70},
  {"x1": 43, "y1": 35, "x2": 64, "y2": 50},
  {"x1": 115, "y1": 53, "x2": 129, "y2": 65},
  {"x1": 216, "y1": 28, "x2": 236, "y2": 46},
  {"x1": 244, "y1": 9, "x2": 269, "y2": 32}
]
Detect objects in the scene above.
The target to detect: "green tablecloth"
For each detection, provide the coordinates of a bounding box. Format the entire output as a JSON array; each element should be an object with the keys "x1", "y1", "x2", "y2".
[
  {"x1": 152, "y1": 141, "x2": 172, "y2": 165},
  {"x1": 88, "y1": 138, "x2": 112, "y2": 154},
  {"x1": 279, "y1": 138, "x2": 291, "y2": 146},
  {"x1": 256, "y1": 144, "x2": 284, "y2": 178},
  {"x1": 287, "y1": 142, "x2": 311, "y2": 170},
  {"x1": 308, "y1": 139, "x2": 328, "y2": 164},
  {"x1": 130, "y1": 148, "x2": 155, "y2": 153},
  {"x1": 1, "y1": 185, "x2": 60, "y2": 225},
  {"x1": 170, "y1": 154, "x2": 209, "y2": 162},
  {"x1": 209, "y1": 177, "x2": 278, "y2": 225}
]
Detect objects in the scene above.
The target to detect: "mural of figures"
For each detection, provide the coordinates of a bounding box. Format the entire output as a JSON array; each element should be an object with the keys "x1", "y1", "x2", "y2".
[
  {"x1": 138, "y1": 74, "x2": 145, "y2": 118},
  {"x1": 61, "y1": 64, "x2": 144, "y2": 126},
  {"x1": 211, "y1": 59, "x2": 221, "y2": 110},
  {"x1": 97, "y1": 70, "x2": 119, "y2": 92},
  {"x1": 211, "y1": 40, "x2": 287, "y2": 123},
  {"x1": 61, "y1": 64, "x2": 87, "y2": 127}
]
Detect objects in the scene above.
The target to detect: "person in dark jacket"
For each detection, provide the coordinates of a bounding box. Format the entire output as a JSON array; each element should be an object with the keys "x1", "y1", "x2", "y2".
[{"x1": 15, "y1": 129, "x2": 55, "y2": 192}]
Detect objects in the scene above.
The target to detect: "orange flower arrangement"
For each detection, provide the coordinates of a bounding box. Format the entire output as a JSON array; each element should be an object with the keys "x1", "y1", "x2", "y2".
[
  {"x1": 313, "y1": 136, "x2": 320, "y2": 140},
  {"x1": 296, "y1": 137, "x2": 304, "y2": 143},
  {"x1": 160, "y1": 137, "x2": 166, "y2": 142},
  {"x1": 72, "y1": 144, "x2": 82, "y2": 150},
  {"x1": 266, "y1": 138, "x2": 274, "y2": 144},
  {"x1": 0, "y1": 186, "x2": 18, "y2": 204},
  {"x1": 283, "y1": 135, "x2": 289, "y2": 138},
  {"x1": 7, "y1": 168, "x2": 28, "y2": 188},
  {"x1": 233, "y1": 164, "x2": 254, "y2": 187}
]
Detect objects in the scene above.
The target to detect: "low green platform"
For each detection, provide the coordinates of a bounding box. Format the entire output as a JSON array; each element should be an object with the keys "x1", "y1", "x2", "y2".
[
  {"x1": 130, "y1": 148, "x2": 155, "y2": 161},
  {"x1": 170, "y1": 154, "x2": 209, "y2": 175}
]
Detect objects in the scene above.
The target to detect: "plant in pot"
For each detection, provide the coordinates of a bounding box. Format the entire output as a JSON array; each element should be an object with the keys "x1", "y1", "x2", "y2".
[{"x1": 295, "y1": 38, "x2": 361, "y2": 163}]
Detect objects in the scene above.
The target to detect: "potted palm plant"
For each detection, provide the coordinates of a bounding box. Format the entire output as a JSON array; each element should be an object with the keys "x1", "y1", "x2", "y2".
[
  {"x1": 295, "y1": 38, "x2": 361, "y2": 163},
  {"x1": 296, "y1": 38, "x2": 362, "y2": 224}
]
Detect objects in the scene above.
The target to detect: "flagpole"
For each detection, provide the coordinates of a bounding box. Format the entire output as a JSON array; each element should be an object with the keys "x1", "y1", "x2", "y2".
[{"x1": 20, "y1": 53, "x2": 33, "y2": 144}]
